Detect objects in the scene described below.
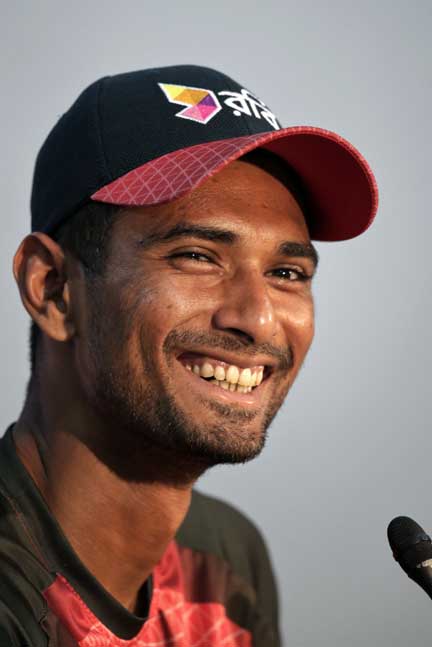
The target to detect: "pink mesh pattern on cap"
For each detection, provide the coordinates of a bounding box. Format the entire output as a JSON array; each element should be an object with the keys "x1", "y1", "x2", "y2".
[{"x1": 91, "y1": 133, "x2": 275, "y2": 206}]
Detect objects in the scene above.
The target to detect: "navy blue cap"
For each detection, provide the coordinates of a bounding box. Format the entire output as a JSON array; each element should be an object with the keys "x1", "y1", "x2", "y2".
[{"x1": 31, "y1": 65, "x2": 378, "y2": 241}]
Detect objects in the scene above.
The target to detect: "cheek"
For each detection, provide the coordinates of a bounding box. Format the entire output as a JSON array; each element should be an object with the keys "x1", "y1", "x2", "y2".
[
  {"x1": 119, "y1": 277, "x2": 203, "y2": 364},
  {"x1": 283, "y1": 296, "x2": 315, "y2": 358},
  {"x1": 136, "y1": 275, "x2": 209, "y2": 327}
]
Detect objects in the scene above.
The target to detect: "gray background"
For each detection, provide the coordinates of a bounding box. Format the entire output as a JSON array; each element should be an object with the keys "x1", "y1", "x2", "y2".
[{"x1": 1, "y1": 1, "x2": 431, "y2": 645}]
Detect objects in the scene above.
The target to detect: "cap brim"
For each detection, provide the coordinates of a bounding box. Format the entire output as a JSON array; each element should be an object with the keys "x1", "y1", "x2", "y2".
[{"x1": 91, "y1": 126, "x2": 378, "y2": 242}]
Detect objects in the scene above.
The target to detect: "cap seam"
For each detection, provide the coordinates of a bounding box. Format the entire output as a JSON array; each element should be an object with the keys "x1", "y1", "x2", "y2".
[{"x1": 94, "y1": 78, "x2": 113, "y2": 184}]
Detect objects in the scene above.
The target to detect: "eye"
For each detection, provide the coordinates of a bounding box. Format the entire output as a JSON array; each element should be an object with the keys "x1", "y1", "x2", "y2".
[
  {"x1": 270, "y1": 267, "x2": 310, "y2": 282},
  {"x1": 170, "y1": 251, "x2": 212, "y2": 263}
]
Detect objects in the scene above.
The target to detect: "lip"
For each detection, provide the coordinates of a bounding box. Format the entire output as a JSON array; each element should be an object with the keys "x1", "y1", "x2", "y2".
[{"x1": 176, "y1": 357, "x2": 270, "y2": 407}]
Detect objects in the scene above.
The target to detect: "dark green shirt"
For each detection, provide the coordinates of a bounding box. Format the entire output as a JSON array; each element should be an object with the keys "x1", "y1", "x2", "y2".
[{"x1": 0, "y1": 426, "x2": 280, "y2": 646}]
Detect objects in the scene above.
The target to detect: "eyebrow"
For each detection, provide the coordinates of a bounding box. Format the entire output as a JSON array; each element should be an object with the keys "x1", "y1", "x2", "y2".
[
  {"x1": 277, "y1": 241, "x2": 319, "y2": 269},
  {"x1": 138, "y1": 221, "x2": 319, "y2": 268}
]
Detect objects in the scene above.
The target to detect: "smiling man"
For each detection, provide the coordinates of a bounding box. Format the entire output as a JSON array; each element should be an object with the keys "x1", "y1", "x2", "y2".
[{"x1": 0, "y1": 65, "x2": 378, "y2": 647}]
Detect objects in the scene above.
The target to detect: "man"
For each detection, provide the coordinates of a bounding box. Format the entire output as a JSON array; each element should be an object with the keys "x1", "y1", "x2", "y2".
[{"x1": 0, "y1": 65, "x2": 378, "y2": 646}]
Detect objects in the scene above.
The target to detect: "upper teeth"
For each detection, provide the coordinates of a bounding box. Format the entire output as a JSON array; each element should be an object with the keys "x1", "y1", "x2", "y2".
[{"x1": 186, "y1": 360, "x2": 264, "y2": 387}]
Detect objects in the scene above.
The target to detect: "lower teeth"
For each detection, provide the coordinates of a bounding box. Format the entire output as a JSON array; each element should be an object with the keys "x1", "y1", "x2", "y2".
[{"x1": 207, "y1": 378, "x2": 253, "y2": 393}]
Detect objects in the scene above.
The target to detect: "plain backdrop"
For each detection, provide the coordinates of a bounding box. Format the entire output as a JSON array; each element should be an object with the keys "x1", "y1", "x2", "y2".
[{"x1": 1, "y1": 1, "x2": 431, "y2": 645}]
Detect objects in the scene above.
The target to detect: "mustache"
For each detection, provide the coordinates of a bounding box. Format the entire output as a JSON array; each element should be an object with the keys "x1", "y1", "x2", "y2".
[{"x1": 163, "y1": 329, "x2": 294, "y2": 372}]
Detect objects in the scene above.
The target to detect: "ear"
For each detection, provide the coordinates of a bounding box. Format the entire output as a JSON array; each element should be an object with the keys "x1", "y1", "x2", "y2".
[{"x1": 13, "y1": 232, "x2": 75, "y2": 342}]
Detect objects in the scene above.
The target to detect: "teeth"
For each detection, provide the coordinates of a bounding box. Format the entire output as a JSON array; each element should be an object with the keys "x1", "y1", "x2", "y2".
[
  {"x1": 200, "y1": 362, "x2": 214, "y2": 378},
  {"x1": 238, "y1": 368, "x2": 252, "y2": 387},
  {"x1": 186, "y1": 359, "x2": 265, "y2": 390},
  {"x1": 226, "y1": 365, "x2": 240, "y2": 384},
  {"x1": 214, "y1": 365, "x2": 226, "y2": 381},
  {"x1": 203, "y1": 378, "x2": 257, "y2": 394}
]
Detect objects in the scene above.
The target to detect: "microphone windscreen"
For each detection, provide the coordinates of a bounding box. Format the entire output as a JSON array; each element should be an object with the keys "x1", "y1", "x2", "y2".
[{"x1": 388, "y1": 516, "x2": 432, "y2": 571}]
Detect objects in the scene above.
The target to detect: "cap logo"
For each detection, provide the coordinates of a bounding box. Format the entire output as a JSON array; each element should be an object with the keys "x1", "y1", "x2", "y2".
[
  {"x1": 158, "y1": 83, "x2": 222, "y2": 124},
  {"x1": 159, "y1": 83, "x2": 281, "y2": 130}
]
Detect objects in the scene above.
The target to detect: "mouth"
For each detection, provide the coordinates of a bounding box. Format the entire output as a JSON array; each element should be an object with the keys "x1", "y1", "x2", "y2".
[{"x1": 176, "y1": 351, "x2": 273, "y2": 400}]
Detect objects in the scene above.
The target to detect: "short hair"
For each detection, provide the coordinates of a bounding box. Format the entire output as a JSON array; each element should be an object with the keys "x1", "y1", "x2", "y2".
[{"x1": 29, "y1": 149, "x2": 307, "y2": 372}]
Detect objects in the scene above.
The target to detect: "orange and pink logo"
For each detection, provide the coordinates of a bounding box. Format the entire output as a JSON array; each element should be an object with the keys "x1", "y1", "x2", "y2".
[{"x1": 158, "y1": 83, "x2": 222, "y2": 124}]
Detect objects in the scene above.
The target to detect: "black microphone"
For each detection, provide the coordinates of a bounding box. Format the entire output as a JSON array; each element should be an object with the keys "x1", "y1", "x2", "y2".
[{"x1": 387, "y1": 516, "x2": 432, "y2": 600}]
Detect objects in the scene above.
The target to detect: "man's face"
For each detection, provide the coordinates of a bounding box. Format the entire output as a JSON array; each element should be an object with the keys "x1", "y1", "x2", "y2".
[{"x1": 75, "y1": 158, "x2": 317, "y2": 469}]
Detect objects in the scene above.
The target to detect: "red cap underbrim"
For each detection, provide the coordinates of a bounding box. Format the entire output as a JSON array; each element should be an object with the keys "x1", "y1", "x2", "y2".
[{"x1": 91, "y1": 126, "x2": 378, "y2": 242}]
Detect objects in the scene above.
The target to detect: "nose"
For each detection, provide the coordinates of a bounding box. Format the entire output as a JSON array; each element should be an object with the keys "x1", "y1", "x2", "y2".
[{"x1": 211, "y1": 266, "x2": 278, "y2": 344}]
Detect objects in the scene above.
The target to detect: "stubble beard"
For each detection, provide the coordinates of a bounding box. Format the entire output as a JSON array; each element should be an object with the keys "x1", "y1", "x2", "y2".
[
  {"x1": 84, "y1": 310, "x2": 290, "y2": 474},
  {"x1": 89, "y1": 351, "x2": 286, "y2": 469}
]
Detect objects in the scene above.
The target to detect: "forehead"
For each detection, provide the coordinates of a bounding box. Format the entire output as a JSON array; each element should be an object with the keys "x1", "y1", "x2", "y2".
[{"x1": 114, "y1": 158, "x2": 311, "y2": 245}]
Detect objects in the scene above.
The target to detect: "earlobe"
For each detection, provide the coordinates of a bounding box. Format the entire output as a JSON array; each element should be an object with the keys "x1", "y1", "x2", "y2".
[{"x1": 13, "y1": 233, "x2": 75, "y2": 342}]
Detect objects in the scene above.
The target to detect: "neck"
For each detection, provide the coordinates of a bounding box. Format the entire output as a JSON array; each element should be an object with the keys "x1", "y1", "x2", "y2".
[{"x1": 13, "y1": 378, "x2": 205, "y2": 614}]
